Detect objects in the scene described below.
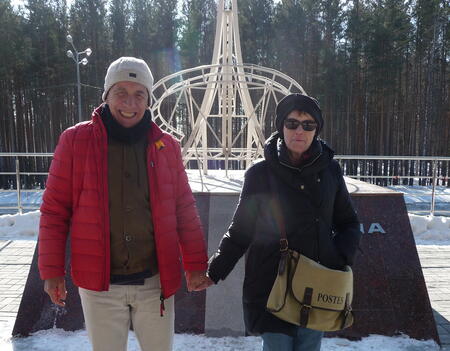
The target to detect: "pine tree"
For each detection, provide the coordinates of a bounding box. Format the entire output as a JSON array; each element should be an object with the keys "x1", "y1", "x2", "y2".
[
  {"x1": 0, "y1": 0, "x2": 447, "y2": 162},
  {"x1": 273, "y1": 0, "x2": 308, "y2": 82},
  {"x1": 130, "y1": 0, "x2": 152, "y2": 61},
  {"x1": 344, "y1": 0, "x2": 371, "y2": 154},
  {"x1": 316, "y1": 0, "x2": 345, "y2": 149},
  {"x1": 413, "y1": 0, "x2": 449, "y2": 155},
  {"x1": 238, "y1": 0, "x2": 275, "y2": 66},
  {"x1": 0, "y1": 1, "x2": 31, "y2": 155},
  {"x1": 179, "y1": 0, "x2": 216, "y2": 68},
  {"x1": 110, "y1": 0, "x2": 131, "y2": 57},
  {"x1": 149, "y1": 0, "x2": 179, "y2": 79},
  {"x1": 69, "y1": 0, "x2": 109, "y2": 87}
]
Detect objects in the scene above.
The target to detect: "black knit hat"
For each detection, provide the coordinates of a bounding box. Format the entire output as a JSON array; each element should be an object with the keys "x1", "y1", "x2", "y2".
[{"x1": 275, "y1": 93, "x2": 323, "y2": 137}]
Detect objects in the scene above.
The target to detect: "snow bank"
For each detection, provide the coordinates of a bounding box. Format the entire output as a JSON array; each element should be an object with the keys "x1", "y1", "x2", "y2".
[
  {"x1": 0, "y1": 210, "x2": 40, "y2": 240},
  {"x1": 409, "y1": 214, "x2": 450, "y2": 245}
]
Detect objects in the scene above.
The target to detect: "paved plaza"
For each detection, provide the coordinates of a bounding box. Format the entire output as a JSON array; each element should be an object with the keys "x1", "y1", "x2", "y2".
[
  {"x1": 417, "y1": 246, "x2": 450, "y2": 349},
  {"x1": 0, "y1": 239, "x2": 449, "y2": 349},
  {"x1": 0, "y1": 240, "x2": 35, "y2": 327}
]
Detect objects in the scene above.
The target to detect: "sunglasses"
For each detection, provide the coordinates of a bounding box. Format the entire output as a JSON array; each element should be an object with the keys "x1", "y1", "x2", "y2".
[{"x1": 283, "y1": 119, "x2": 318, "y2": 131}]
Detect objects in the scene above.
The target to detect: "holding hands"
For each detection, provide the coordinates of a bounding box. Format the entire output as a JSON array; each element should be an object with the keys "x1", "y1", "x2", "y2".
[{"x1": 185, "y1": 270, "x2": 214, "y2": 292}]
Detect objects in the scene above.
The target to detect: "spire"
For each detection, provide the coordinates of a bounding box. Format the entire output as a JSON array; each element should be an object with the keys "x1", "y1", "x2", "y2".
[
  {"x1": 180, "y1": 0, "x2": 265, "y2": 174},
  {"x1": 151, "y1": 0, "x2": 305, "y2": 175}
]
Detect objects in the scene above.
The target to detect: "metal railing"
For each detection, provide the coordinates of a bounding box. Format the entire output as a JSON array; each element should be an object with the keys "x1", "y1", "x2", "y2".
[
  {"x1": 334, "y1": 155, "x2": 450, "y2": 215},
  {"x1": 0, "y1": 153, "x2": 52, "y2": 214},
  {"x1": 0, "y1": 153, "x2": 449, "y2": 215}
]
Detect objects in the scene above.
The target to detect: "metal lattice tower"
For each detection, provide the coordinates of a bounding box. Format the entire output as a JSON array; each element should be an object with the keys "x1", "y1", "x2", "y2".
[{"x1": 151, "y1": 0, "x2": 305, "y2": 175}]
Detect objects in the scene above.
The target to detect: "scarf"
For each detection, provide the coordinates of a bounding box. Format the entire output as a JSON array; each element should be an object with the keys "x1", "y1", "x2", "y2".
[{"x1": 101, "y1": 104, "x2": 151, "y2": 144}]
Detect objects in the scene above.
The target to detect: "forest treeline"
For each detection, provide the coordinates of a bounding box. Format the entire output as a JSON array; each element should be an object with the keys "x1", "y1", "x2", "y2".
[{"x1": 0, "y1": 0, "x2": 448, "y2": 159}]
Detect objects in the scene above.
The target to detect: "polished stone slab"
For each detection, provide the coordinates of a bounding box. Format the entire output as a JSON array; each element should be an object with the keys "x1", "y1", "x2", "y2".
[{"x1": 328, "y1": 193, "x2": 439, "y2": 343}]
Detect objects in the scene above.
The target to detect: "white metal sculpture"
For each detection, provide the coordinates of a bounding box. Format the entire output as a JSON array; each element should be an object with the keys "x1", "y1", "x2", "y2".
[{"x1": 151, "y1": 0, "x2": 305, "y2": 174}]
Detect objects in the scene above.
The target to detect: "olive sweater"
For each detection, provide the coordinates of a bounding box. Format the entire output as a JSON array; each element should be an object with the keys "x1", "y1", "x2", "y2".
[{"x1": 107, "y1": 136, "x2": 158, "y2": 279}]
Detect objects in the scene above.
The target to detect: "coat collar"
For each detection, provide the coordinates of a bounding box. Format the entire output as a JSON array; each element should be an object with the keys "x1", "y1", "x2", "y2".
[{"x1": 264, "y1": 132, "x2": 334, "y2": 179}]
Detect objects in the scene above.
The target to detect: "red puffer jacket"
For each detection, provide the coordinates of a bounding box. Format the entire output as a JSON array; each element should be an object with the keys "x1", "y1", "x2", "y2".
[{"x1": 38, "y1": 105, "x2": 208, "y2": 298}]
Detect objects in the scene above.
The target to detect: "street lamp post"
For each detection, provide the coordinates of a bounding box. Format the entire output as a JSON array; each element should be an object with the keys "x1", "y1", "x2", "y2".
[{"x1": 66, "y1": 34, "x2": 92, "y2": 123}]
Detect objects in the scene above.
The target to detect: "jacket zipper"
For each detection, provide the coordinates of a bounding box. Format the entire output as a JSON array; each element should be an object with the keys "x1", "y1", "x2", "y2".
[
  {"x1": 315, "y1": 208, "x2": 321, "y2": 263},
  {"x1": 280, "y1": 152, "x2": 323, "y2": 263},
  {"x1": 147, "y1": 142, "x2": 165, "y2": 316},
  {"x1": 101, "y1": 127, "x2": 111, "y2": 291}
]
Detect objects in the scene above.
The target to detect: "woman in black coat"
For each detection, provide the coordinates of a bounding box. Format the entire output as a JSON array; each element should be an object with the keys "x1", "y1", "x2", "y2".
[{"x1": 206, "y1": 94, "x2": 361, "y2": 351}]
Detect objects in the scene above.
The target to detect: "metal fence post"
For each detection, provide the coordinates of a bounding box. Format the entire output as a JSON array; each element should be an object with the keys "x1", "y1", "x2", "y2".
[
  {"x1": 16, "y1": 157, "x2": 22, "y2": 214},
  {"x1": 430, "y1": 160, "x2": 437, "y2": 216}
]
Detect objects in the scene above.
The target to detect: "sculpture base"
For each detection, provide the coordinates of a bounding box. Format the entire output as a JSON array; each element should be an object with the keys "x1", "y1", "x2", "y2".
[{"x1": 13, "y1": 178, "x2": 440, "y2": 345}]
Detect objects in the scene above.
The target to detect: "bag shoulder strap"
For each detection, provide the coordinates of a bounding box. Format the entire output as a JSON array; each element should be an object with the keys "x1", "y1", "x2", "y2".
[
  {"x1": 267, "y1": 167, "x2": 320, "y2": 263},
  {"x1": 267, "y1": 170, "x2": 290, "y2": 275}
]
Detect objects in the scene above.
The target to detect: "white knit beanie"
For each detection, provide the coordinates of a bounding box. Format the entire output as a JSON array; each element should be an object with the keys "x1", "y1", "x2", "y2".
[{"x1": 102, "y1": 57, "x2": 154, "y2": 102}]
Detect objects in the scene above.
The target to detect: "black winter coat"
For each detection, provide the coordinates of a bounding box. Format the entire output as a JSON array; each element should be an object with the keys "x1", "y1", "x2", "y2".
[{"x1": 207, "y1": 133, "x2": 361, "y2": 337}]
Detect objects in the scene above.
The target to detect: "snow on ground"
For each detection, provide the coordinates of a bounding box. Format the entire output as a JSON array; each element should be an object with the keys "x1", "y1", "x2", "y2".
[
  {"x1": 0, "y1": 210, "x2": 40, "y2": 239},
  {"x1": 0, "y1": 319, "x2": 440, "y2": 351},
  {"x1": 387, "y1": 185, "x2": 450, "y2": 204},
  {"x1": 410, "y1": 213, "x2": 450, "y2": 244}
]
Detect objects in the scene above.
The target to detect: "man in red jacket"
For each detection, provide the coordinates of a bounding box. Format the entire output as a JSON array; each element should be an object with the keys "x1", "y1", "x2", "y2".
[{"x1": 38, "y1": 57, "x2": 209, "y2": 351}]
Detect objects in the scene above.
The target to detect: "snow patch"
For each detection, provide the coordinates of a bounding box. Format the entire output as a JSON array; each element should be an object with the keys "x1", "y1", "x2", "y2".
[
  {"x1": 0, "y1": 210, "x2": 40, "y2": 240},
  {"x1": 409, "y1": 214, "x2": 450, "y2": 245},
  {"x1": 0, "y1": 319, "x2": 440, "y2": 351}
]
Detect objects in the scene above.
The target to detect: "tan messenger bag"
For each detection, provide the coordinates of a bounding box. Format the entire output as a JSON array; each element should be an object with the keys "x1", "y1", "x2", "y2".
[{"x1": 266, "y1": 248, "x2": 353, "y2": 331}]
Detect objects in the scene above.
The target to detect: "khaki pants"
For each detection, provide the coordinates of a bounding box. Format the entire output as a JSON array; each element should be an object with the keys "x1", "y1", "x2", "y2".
[{"x1": 79, "y1": 275, "x2": 174, "y2": 351}]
